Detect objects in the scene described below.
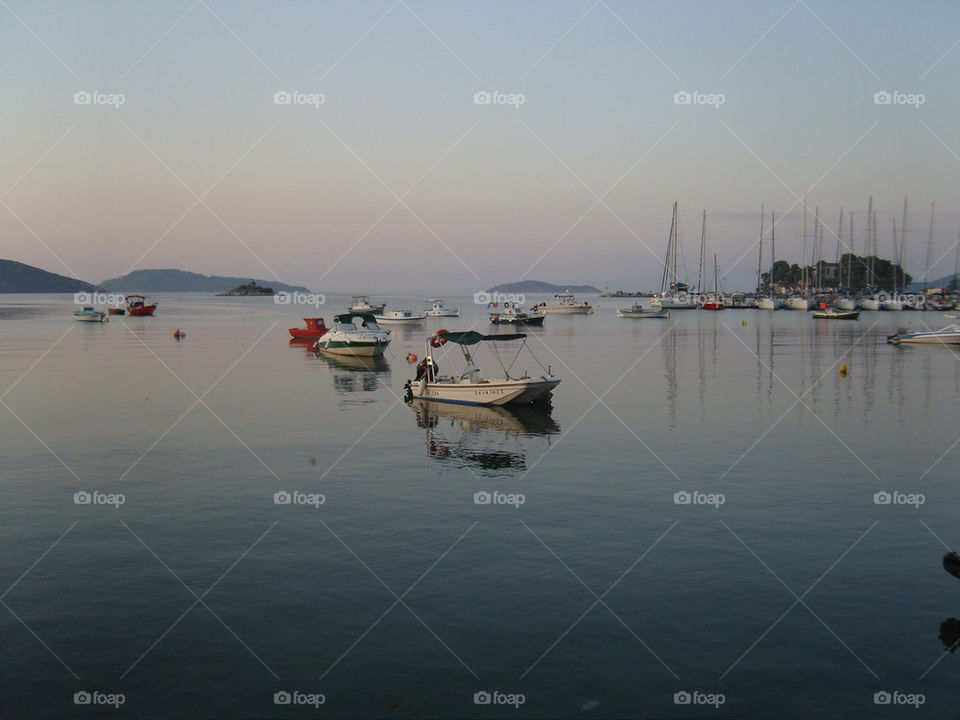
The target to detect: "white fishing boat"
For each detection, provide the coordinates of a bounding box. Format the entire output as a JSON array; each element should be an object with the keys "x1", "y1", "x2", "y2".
[
  {"x1": 375, "y1": 310, "x2": 426, "y2": 325},
  {"x1": 531, "y1": 290, "x2": 593, "y2": 315},
  {"x1": 348, "y1": 296, "x2": 386, "y2": 314},
  {"x1": 424, "y1": 299, "x2": 460, "y2": 317},
  {"x1": 313, "y1": 313, "x2": 391, "y2": 357},
  {"x1": 887, "y1": 324, "x2": 960, "y2": 345},
  {"x1": 404, "y1": 330, "x2": 560, "y2": 406},
  {"x1": 617, "y1": 305, "x2": 669, "y2": 318},
  {"x1": 489, "y1": 302, "x2": 544, "y2": 326},
  {"x1": 73, "y1": 307, "x2": 108, "y2": 323}
]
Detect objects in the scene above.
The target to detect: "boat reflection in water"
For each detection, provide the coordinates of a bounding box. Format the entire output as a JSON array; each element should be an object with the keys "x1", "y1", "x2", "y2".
[
  {"x1": 409, "y1": 399, "x2": 559, "y2": 476},
  {"x1": 317, "y1": 352, "x2": 390, "y2": 399}
]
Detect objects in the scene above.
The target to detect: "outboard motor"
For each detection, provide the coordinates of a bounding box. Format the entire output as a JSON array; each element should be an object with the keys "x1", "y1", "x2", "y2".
[{"x1": 403, "y1": 379, "x2": 413, "y2": 402}]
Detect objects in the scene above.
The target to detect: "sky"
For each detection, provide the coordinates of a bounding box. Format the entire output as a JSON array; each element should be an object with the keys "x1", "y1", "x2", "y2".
[{"x1": 2, "y1": 0, "x2": 960, "y2": 293}]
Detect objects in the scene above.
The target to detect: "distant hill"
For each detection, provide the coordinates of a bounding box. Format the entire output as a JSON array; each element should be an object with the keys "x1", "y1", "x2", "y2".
[
  {"x1": 100, "y1": 269, "x2": 310, "y2": 293},
  {"x1": 487, "y1": 280, "x2": 601, "y2": 294},
  {"x1": 0, "y1": 259, "x2": 100, "y2": 293},
  {"x1": 907, "y1": 273, "x2": 958, "y2": 291}
]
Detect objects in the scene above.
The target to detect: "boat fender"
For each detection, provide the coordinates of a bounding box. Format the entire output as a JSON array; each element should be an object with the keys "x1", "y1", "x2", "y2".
[
  {"x1": 407, "y1": 353, "x2": 418, "y2": 363},
  {"x1": 173, "y1": 329, "x2": 184, "y2": 339},
  {"x1": 945, "y1": 551, "x2": 960, "y2": 579}
]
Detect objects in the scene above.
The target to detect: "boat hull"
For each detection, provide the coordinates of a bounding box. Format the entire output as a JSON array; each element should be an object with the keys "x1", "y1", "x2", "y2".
[
  {"x1": 834, "y1": 298, "x2": 856, "y2": 311},
  {"x1": 812, "y1": 311, "x2": 860, "y2": 320},
  {"x1": 73, "y1": 313, "x2": 107, "y2": 323},
  {"x1": 617, "y1": 308, "x2": 670, "y2": 318},
  {"x1": 785, "y1": 298, "x2": 809, "y2": 311},
  {"x1": 857, "y1": 298, "x2": 880, "y2": 311},
  {"x1": 490, "y1": 315, "x2": 544, "y2": 326},
  {"x1": 881, "y1": 300, "x2": 904, "y2": 311},
  {"x1": 757, "y1": 298, "x2": 776, "y2": 310},
  {"x1": 375, "y1": 315, "x2": 425, "y2": 325},
  {"x1": 127, "y1": 306, "x2": 157, "y2": 316},
  {"x1": 316, "y1": 341, "x2": 388, "y2": 357},
  {"x1": 410, "y1": 377, "x2": 560, "y2": 406}
]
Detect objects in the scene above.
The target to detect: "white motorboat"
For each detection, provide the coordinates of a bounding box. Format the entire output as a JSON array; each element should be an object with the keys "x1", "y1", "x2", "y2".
[
  {"x1": 617, "y1": 305, "x2": 670, "y2": 318},
  {"x1": 375, "y1": 310, "x2": 426, "y2": 325},
  {"x1": 313, "y1": 313, "x2": 391, "y2": 357},
  {"x1": 73, "y1": 307, "x2": 108, "y2": 323},
  {"x1": 887, "y1": 324, "x2": 960, "y2": 345},
  {"x1": 531, "y1": 290, "x2": 593, "y2": 315},
  {"x1": 348, "y1": 296, "x2": 386, "y2": 314},
  {"x1": 424, "y1": 299, "x2": 460, "y2": 317},
  {"x1": 404, "y1": 330, "x2": 560, "y2": 406}
]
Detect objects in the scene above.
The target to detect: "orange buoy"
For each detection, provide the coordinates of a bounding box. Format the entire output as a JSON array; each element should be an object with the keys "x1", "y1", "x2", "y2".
[
  {"x1": 173, "y1": 329, "x2": 184, "y2": 340},
  {"x1": 407, "y1": 353, "x2": 417, "y2": 363}
]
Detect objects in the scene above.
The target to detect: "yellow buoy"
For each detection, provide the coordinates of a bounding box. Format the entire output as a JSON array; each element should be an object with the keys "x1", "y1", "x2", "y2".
[
  {"x1": 742, "y1": 320, "x2": 747, "y2": 326},
  {"x1": 839, "y1": 364, "x2": 847, "y2": 377}
]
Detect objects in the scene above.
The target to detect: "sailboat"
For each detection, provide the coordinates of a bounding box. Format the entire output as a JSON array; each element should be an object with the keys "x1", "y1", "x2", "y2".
[
  {"x1": 758, "y1": 209, "x2": 778, "y2": 309},
  {"x1": 835, "y1": 208, "x2": 856, "y2": 311},
  {"x1": 651, "y1": 202, "x2": 698, "y2": 310},
  {"x1": 882, "y1": 207, "x2": 904, "y2": 310},
  {"x1": 858, "y1": 197, "x2": 880, "y2": 311},
  {"x1": 785, "y1": 199, "x2": 810, "y2": 310}
]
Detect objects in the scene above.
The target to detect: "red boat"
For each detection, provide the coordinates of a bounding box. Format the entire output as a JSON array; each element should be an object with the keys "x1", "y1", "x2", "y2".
[
  {"x1": 126, "y1": 295, "x2": 158, "y2": 316},
  {"x1": 289, "y1": 317, "x2": 329, "y2": 340}
]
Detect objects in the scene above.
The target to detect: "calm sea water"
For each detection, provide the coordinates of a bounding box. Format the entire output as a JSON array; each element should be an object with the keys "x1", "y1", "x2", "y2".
[{"x1": 2, "y1": 293, "x2": 960, "y2": 719}]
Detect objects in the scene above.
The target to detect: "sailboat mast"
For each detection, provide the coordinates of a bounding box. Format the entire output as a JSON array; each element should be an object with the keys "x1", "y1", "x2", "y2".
[
  {"x1": 891, "y1": 218, "x2": 899, "y2": 293},
  {"x1": 849, "y1": 213, "x2": 854, "y2": 290},
  {"x1": 836, "y1": 208, "x2": 844, "y2": 290},
  {"x1": 770, "y1": 211, "x2": 776, "y2": 297},
  {"x1": 757, "y1": 203, "x2": 765, "y2": 294},
  {"x1": 802, "y1": 196, "x2": 808, "y2": 295},
  {"x1": 813, "y1": 206, "x2": 820, "y2": 290},
  {"x1": 698, "y1": 209, "x2": 706, "y2": 295},
  {"x1": 900, "y1": 197, "x2": 908, "y2": 296},
  {"x1": 926, "y1": 202, "x2": 935, "y2": 291},
  {"x1": 660, "y1": 203, "x2": 676, "y2": 295}
]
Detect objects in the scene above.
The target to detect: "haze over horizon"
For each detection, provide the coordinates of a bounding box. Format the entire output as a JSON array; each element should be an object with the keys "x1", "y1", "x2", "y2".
[{"x1": 4, "y1": 0, "x2": 960, "y2": 293}]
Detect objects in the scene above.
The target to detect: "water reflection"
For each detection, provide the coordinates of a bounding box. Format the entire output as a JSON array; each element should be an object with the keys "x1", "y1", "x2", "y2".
[
  {"x1": 941, "y1": 552, "x2": 960, "y2": 653},
  {"x1": 409, "y1": 399, "x2": 559, "y2": 476},
  {"x1": 316, "y1": 352, "x2": 391, "y2": 398}
]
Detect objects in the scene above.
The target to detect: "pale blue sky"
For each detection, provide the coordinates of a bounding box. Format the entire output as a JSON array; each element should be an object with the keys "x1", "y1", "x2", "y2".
[{"x1": 2, "y1": 0, "x2": 959, "y2": 292}]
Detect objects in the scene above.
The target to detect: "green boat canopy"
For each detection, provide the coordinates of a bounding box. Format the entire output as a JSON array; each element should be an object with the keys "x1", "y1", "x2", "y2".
[{"x1": 439, "y1": 331, "x2": 526, "y2": 345}]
